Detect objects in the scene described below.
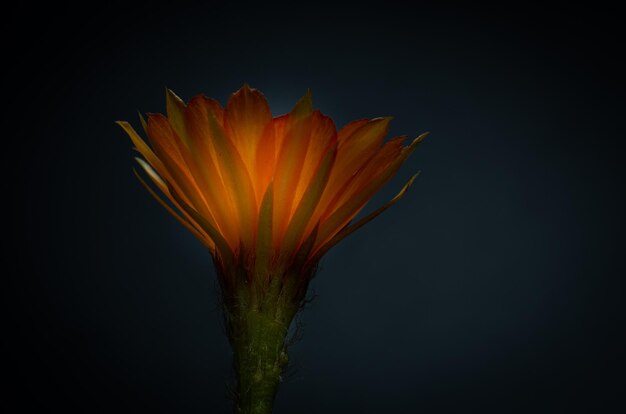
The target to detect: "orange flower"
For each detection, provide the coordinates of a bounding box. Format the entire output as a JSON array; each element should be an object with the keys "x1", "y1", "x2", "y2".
[
  {"x1": 119, "y1": 85, "x2": 428, "y2": 412},
  {"x1": 118, "y1": 85, "x2": 426, "y2": 277}
]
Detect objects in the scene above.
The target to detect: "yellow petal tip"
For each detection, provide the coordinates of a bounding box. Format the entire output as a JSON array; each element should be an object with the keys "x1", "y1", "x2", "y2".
[
  {"x1": 415, "y1": 131, "x2": 430, "y2": 143},
  {"x1": 165, "y1": 87, "x2": 184, "y2": 104},
  {"x1": 406, "y1": 171, "x2": 421, "y2": 187}
]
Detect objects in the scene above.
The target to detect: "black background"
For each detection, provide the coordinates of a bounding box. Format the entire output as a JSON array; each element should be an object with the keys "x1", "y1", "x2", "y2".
[{"x1": 7, "y1": 3, "x2": 625, "y2": 413}]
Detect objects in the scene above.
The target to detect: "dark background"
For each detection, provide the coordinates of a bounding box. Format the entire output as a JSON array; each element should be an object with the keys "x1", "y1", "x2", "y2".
[{"x1": 6, "y1": 3, "x2": 625, "y2": 413}]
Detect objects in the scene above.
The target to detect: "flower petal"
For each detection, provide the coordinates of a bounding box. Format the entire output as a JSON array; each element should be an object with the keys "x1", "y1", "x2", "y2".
[
  {"x1": 224, "y1": 85, "x2": 272, "y2": 197},
  {"x1": 118, "y1": 120, "x2": 192, "y2": 209},
  {"x1": 206, "y1": 108, "x2": 258, "y2": 249},
  {"x1": 146, "y1": 114, "x2": 215, "y2": 221},
  {"x1": 117, "y1": 120, "x2": 164, "y2": 174},
  {"x1": 183, "y1": 96, "x2": 241, "y2": 248},
  {"x1": 314, "y1": 117, "x2": 392, "y2": 223},
  {"x1": 254, "y1": 118, "x2": 275, "y2": 197},
  {"x1": 138, "y1": 112, "x2": 148, "y2": 135},
  {"x1": 309, "y1": 172, "x2": 419, "y2": 264},
  {"x1": 255, "y1": 182, "x2": 274, "y2": 278},
  {"x1": 280, "y1": 142, "x2": 337, "y2": 260},
  {"x1": 336, "y1": 117, "x2": 392, "y2": 173},
  {"x1": 272, "y1": 91, "x2": 313, "y2": 247},
  {"x1": 170, "y1": 184, "x2": 235, "y2": 266},
  {"x1": 337, "y1": 119, "x2": 369, "y2": 142},
  {"x1": 165, "y1": 88, "x2": 189, "y2": 146},
  {"x1": 292, "y1": 111, "x2": 337, "y2": 209},
  {"x1": 133, "y1": 161, "x2": 215, "y2": 252},
  {"x1": 315, "y1": 132, "x2": 428, "y2": 251}
]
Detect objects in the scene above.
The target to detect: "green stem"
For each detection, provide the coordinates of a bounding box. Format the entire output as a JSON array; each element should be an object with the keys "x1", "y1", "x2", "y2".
[{"x1": 228, "y1": 278, "x2": 299, "y2": 414}]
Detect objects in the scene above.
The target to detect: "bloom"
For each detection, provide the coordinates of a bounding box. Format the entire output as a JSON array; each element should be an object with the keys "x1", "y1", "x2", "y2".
[
  {"x1": 119, "y1": 85, "x2": 427, "y2": 413},
  {"x1": 119, "y1": 85, "x2": 426, "y2": 278}
]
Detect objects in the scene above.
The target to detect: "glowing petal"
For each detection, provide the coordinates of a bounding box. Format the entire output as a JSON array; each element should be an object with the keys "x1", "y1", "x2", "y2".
[
  {"x1": 225, "y1": 85, "x2": 272, "y2": 199},
  {"x1": 170, "y1": 185, "x2": 235, "y2": 266},
  {"x1": 146, "y1": 114, "x2": 215, "y2": 220},
  {"x1": 133, "y1": 164, "x2": 215, "y2": 252},
  {"x1": 134, "y1": 156, "x2": 214, "y2": 251},
  {"x1": 292, "y1": 111, "x2": 337, "y2": 208},
  {"x1": 281, "y1": 143, "x2": 337, "y2": 260},
  {"x1": 206, "y1": 109, "x2": 258, "y2": 249},
  {"x1": 117, "y1": 121, "x2": 164, "y2": 173},
  {"x1": 315, "y1": 132, "x2": 428, "y2": 250},
  {"x1": 118, "y1": 120, "x2": 190, "y2": 208},
  {"x1": 272, "y1": 91, "x2": 313, "y2": 247},
  {"x1": 255, "y1": 182, "x2": 274, "y2": 277},
  {"x1": 165, "y1": 88, "x2": 189, "y2": 146},
  {"x1": 314, "y1": 117, "x2": 392, "y2": 224},
  {"x1": 183, "y1": 97, "x2": 241, "y2": 248},
  {"x1": 309, "y1": 172, "x2": 419, "y2": 264},
  {"x1": 337, "y1": 119, "x2": 369, "y2": 142}
]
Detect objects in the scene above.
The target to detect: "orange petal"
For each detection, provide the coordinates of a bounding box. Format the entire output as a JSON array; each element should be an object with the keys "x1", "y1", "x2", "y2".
[
  {"x1": 224, "y1": 85, "x2": 272, "y2": 198},
  {"x1": 336, "y1": 117, "x2": 392, "y2": 167},
  {"x1": 169, "y1": 183, "x2": 235, "y2": 266},
  {"x1": 328, "y1": 135, "x2": 406, "y2": 215},
  {"x1": 165, "y1": 88, "x2": 189, "y2": 146},
  {"x1": 146, "y1": 114, "x2": 189, "y2": 176},
  {"x1": 184, "y1": 95, "x2": 226, "y2": 176},
  {"x1": 118, "y1": 120, "x2": 194, "y2": 211},
  {"x1": 254, "y1": 182, "x2": 274, "y2": 278},
  {"x1": 146, "y1": 114, "x2": 218, "y2": 227},
  {"x1": 280, "y1": 142, "x2": 337, "y2": 260},
  {"x1": 292, "y1": 110, "x2": 337, "y2": 208},
  {"x1": 117, "y1": 121, "x2": 165, "y2": 174},
  {"x1": 254, "y1": 116, "x2": 277, "y2": 201},
  {"x1": 308, "y1": 172, "x2": 419, "y2": 264},
  {"x1": 182, "y1": 96, "x2": 242, "y2": 246},
  {"x1": 272, "y1": 91, "x2": 313, "y2": 247},
  {"x1": 271, "y1": 113, "x2": 291, "y2": 161},
  {"x1": 315, "y1": 132, "x2": 428, "y2": 251},
  {"x1": 337, "y1": 119, "x2": 369, "y2": 142},
  {"x1": 133, "y1": 162, "x2": 215, "y2": 252},
  {"x1": 315, "y1": 117, "x2": 392, "y2": 224},
  {"x1": 206, "y1": 108, "x2": 258, "y2": 250}
]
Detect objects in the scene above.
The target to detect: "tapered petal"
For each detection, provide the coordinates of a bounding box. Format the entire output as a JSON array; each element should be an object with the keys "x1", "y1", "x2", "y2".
[
  {"x1": 165, "y1": 88, "x2": 189, "y2": 146},
  {"x1": 138, "y1": 112, "x2": 148, "y2": 135},
  {"x1": 184, "y1": 96, "x2": 240, "y2": 248},
  {"x1": 309, "y1": 172, "x2": 419, "y2": 264},
  {"x1": 117, "y1": 121, "x2": 164, "y2": 174},
  {"x1": 292, "y1": 111, "x2": 337, "y2": 208},
  {"x1": 225, "y1": 85, "x2": 272, "y2": 200},
  {"x1": 172, "y1": 188, "x2": 235, "y2": 267},
  {"x1": 118, "y1": 120, "x2": 196, "y2": 212},
  {"x1": 146, "y1": 114, "x2": 216, "y2": 223},
  {"x1": 337, "y1": 119, "x2": 369, "y2": 142},
  {"x1": 272, "y1": 91, "x2": 313, "y2": 247},
  {"x1": 206, "y1": 108, "x2": 258, "y2": 249},
  {"x1": 281, "y1": 142, "x2": 337, "y2": 260},
  {"x1": 314, "y1": 117, "x2": 392, "y2": 226},
  {"x1": 315, "y1": 132, "x2": 428, "y2": 250},
  {"x1": 133, "y1": 162, "x2": 215, "y2": 252}
]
